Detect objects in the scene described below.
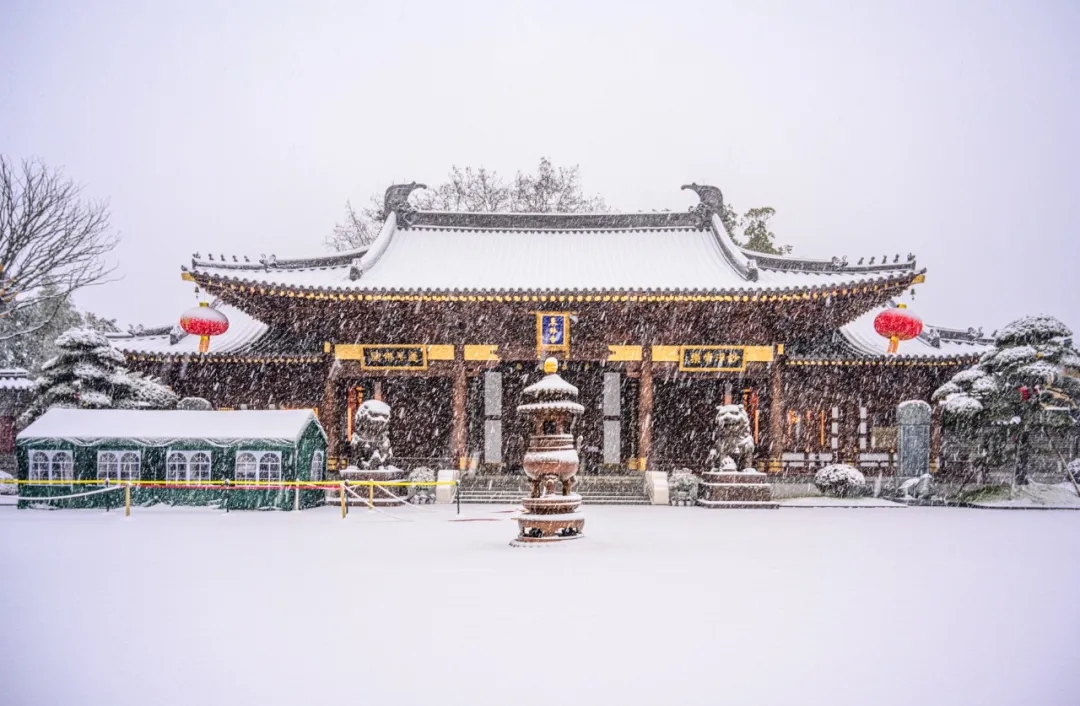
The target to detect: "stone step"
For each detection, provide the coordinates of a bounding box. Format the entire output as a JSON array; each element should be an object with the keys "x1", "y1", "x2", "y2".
[
  {"x1": 459, "y1": 491, "x2": 649, "y2": 506},
  {"x1": 697, "y1": 500, "x2": 780, "y2": 509}
]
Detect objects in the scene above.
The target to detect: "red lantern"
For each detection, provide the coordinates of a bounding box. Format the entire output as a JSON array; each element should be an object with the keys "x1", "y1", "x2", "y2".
[
  {"x1": 873, "y1": 304, "x2": 923, "y2": 354},
  {"x1": 179, "y1": 302, "x2": 229, "y2": 353}
]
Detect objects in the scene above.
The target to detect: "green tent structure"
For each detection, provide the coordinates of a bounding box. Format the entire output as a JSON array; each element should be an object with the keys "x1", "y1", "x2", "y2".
[{"x1": 16, "y1": 408, "x2": 327, "y2": 510}]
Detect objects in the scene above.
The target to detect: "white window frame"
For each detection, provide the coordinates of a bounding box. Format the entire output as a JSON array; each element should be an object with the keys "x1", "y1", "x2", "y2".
[
  {"x1": 97, "y1": 451, "x2": 120, "y2": 481},
  {"x1": 98, "y1": 450, "x2": 141, "y2": 481},
  {"x1": 235, "y1": 451, "x2": 282, "y2": 482},
  {"x1": 257, "y1": 451, "x2": 282, "y2": 482},
  {"x1": 235, "y1": 451, "x2": 258, "y2": 481},
  {"x1": 310, "y1": 450, "x2": 324, "y2": 481},
  {"x1": 30, "y1": 450, "x2": 73, "y2": 482},
  {"x1": 166, "y1": 450, "x2": 213, "y2": 482}
]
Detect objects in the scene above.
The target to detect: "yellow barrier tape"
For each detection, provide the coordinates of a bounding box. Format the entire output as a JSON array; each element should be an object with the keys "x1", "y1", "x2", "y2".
[{"x1": 0, "y1": 479, "x2": 458, "y2": 487}]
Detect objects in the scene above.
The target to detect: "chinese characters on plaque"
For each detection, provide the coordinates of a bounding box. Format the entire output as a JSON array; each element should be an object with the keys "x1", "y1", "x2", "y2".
[
  {"x1": 536, "y1": 313, "x2": 570, "y2": 356},
  {"x1": 359, "y1": 346, "x2": 428, "y2": 370},
  {"x1": 679, "y1": 346, "x2": 746, "y2": 372}
]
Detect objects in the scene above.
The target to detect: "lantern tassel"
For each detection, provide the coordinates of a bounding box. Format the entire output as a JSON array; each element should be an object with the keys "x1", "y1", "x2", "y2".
[
  {"x1": 199, "y1": 335, "x2": 209, "y2": 354},
  {"x1": 887, "y1": 336, "x2": 899, "y2": 354}
]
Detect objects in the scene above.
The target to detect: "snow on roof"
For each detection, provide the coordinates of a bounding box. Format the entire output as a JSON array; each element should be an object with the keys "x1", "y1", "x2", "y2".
[
  {"x1": 0, "y1": 368, "x2": 34, "y2": 391},
  {"x1": 17, "y1": 409, "x2": 323, "y2": 444},
  {"x1": 108, "y1": 302, "x2": 269, "y2": 355},
  {"x1": 838, "y1": 305, "x2": 994, "y2": 360},
  {"x1": 190, "y1": 221, "x2": 919, "y2": 295}
]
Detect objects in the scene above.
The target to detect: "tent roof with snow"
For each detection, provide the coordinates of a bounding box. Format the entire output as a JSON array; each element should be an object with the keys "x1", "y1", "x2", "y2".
[{"x1": 18, "y1": 408, "x2": 324, "y2": 445}]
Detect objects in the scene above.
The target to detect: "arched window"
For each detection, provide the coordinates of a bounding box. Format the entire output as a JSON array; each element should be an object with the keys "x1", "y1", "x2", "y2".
[
  {"x1": 98, "y1": 452, "x2": 119, "y2": 481},
  {"x1": 236, "y1": 452, "x2": 258, "y2": 481},
  {"x1": 189, "y1": 452, "x2": 211, "y2": 482},
  {"x1": 119, "y1": 452, "x2": 140, "y2": 481},
  {"x1": 310, "y1": 451, "x2": 324, "y2": 481},
  {"x1": 30, "y1": 451, "x2": 50, "y2": 481},
  {"x1": 51, "y1": 451, "x2": 73, "y2": 481},
  {"x1": 258, "y1": 452, "x2": 282, "y2": 482},
  {"x1": 166, "y1": 452, "x2": 187, "y2": 482}
]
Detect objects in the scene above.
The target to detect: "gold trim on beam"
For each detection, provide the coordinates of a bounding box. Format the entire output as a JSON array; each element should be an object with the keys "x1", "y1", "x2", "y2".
[
  {"x1": 464, "y1": 345, "x2": 500, "y2": 361},
  {"x1": 911, "y1": 273, "x2": 926, "y2": 284},
  {"x1": 606, "y1": 345, "x2": 643, "y2": 362},
  {"x1": 426, "y1": 344, "x2": 455, "y2": 361},
  {"x1": 181, "y1": 272, "x2": 195, "y2": 282},
  {"x1": 651, "y1": 345, "x2": 681, "y2": 363},
  {"x1": 743, "y1": 345, "x2": 775, "y2": 363}
]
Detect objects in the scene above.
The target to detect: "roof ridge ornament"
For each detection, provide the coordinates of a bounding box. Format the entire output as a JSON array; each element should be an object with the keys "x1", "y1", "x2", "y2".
[
  {"x1": 680, "y1": 183, "x2": 724, "y2": 228},
  {"x1": 384, "y1": 182, "x2": 428, "y2": 226}
]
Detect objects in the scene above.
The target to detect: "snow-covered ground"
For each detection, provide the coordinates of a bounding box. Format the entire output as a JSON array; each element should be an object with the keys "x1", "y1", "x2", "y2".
[
  {"x1": 967, "y1": 482, "x2": 1080, "y2": 509},
  {"x1": 779, "y1": 496, "x2": 906, "y2": 507},
  {"x1": 1, "y1": 504, "x2": 1078, "y2": 706}
]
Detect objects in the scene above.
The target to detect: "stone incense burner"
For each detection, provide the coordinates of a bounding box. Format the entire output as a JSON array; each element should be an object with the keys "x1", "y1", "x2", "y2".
[{"x1": 511, "y1": 357, "x2": 586, "y2": 546}]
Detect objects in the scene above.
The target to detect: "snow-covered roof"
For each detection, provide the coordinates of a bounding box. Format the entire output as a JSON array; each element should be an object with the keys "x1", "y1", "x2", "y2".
[
  {"x1": 17, "y1": 409, "x2": 323, "y2": 444},
  {"x1": 108, "y1": 302, "x2": 271, "y2": 356},
  {"x1": 0, "y1": 368, "x2": 34, "y2": 391},
  {"x1": 837, "y1": 304, "x2": 994, "y2": 360},
  {"x1": 186, "y1": 187, "x2": 922, "y2": 297}
]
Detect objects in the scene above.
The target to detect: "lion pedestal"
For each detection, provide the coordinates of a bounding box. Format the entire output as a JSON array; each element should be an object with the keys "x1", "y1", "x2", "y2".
[
  {"x1": 699, "y1": 405, "x2": 777, "y2": 509},
  {"x1": 511, "y1": 358, "x2": 586, "y2": 546}
]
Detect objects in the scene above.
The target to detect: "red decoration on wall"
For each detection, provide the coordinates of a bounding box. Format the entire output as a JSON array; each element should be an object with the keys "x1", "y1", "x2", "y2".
[
  {"x1": 179, "y1": 302, "x2": 229, "y2": 353},
  {"x1": 873, "y1": 304, "x2": 923, "y2": 354}
]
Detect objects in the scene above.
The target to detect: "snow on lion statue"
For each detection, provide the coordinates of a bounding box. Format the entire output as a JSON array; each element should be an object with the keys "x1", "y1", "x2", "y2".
[{"x1": 706, "y1": 404, "x2": 756, "y2": 472}]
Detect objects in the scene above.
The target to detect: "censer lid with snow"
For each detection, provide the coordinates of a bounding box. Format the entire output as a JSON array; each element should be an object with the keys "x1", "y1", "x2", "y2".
[
  {"x1": 179, "y1": 302, "x2": 229, "y2": 353},
  {"x1": 518, "y1": 357, "x2": 585, "y2": 415},
  {"x1": 873, "y1": 304, "x2": 923, "y2": 354}
]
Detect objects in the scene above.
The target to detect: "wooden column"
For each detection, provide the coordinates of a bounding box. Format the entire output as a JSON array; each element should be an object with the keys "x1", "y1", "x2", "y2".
[
  {"x1": 768, "y1": 357, "x2": 784, "y2": 469},
  {"x1": 451, "y1": 356, "x2": 467, "y2": 470},
  {"x1": 322, "y1": 360, "x2": 341, "y2": 458},
  {"x1": 638, "y1": 345, "x2": 654, "y2": 468}
]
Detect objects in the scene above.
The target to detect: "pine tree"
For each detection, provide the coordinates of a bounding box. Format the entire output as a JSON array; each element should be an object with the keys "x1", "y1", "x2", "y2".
[
  {"x1": 934, "y1": 315, "x2": 1080, "y2": 485},
  {"x1": 18, "y1": 327, "x2": 178, "y2": 427}
]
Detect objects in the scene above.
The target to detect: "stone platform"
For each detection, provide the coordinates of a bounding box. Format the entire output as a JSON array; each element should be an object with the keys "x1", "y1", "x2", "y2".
[{"x1": 699, "y1": 471, "x2": 778, "y2": 509}]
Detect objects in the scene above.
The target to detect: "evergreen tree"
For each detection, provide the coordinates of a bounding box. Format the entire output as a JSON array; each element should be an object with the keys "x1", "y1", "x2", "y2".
[
  {"x1": 18, "y1": 327, "x2": 178, "y2": 427},
  {"x1": 934, "y1": 315, "x2": 1080, "y2": 485}
]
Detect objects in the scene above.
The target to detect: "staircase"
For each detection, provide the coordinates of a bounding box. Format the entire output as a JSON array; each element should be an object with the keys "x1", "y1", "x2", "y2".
[{"x1": 457, "y1": 474, "x2": 649, "y2": 505}]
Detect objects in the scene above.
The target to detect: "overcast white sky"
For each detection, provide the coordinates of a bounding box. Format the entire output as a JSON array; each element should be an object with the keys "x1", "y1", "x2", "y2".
[{"x1": 2, "y1": 0, "x2": 1077, "y2": 336}]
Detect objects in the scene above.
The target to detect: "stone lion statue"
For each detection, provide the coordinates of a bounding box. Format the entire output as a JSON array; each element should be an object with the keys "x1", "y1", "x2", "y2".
[
  {"x1": 706, "y1": 404, "x2": 755, "y2": 472},
  {"x1": 349, "y1": 399, "x2": 394, "y2": 470}
]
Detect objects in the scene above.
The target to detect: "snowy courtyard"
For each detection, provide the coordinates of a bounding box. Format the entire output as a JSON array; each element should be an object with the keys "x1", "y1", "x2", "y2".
[{"x1": 1, "y1": 504, "x2": 1078, "y2": 706}]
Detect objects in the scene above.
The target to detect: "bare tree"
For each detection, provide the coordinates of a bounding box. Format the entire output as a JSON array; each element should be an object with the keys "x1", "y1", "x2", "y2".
[
  {"x1": 0, "y1": 156, "x2": 118, "y2": 343},
  {"x1": 327, "y1": 158, "x2": 607, "y2": 251}
]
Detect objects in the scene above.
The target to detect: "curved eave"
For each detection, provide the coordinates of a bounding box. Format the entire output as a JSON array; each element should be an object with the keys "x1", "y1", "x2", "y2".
[
  {"x1": 785, "y1": 357, "x2": 975, "y2": 368},
  {"x1": 189, "y1": 268, "x2": 925, "y2": 303},
  {"x1": 124, "y1": 352, "x2": 324, "y2": 365}
]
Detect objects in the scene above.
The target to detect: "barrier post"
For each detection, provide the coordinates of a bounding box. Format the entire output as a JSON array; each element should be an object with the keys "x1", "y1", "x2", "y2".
[
  {"x1": 105, "y1": 478, "x2": 111, "y2": 512},
  {"x1": 340, "y1": 481, "x2": 346, "y2": 518},
  {"x1": 456, "y1": 480, "x2": 461, "y2": 515},
  {"x1": 368, "y1": 480, "x2": 374, "y2": 511},
  {"x1": 124, "y1": 483, "x2": 131, "y2": 517},
  {"x1": 225, "y1": 479, "x2": 231, "y2": 513},
  {"x1": 293, "y1": 479, "x2": 300, "y2": 512}
]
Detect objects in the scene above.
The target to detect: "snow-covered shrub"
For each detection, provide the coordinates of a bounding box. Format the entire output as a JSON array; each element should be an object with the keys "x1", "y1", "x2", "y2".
[
  {"x1": 407, "y1": 467, "x2": 436, "y2": 504},
  {"x1": 0, "y1": 470, "x2": 16, "y2": 495},
  {"x1": 814, "y1": 464, "x2": 866, "y2": 498},
  {"x1": 995, "y1": 315, "x2": 1072, "y2": 346},
  {"x1": 668, "y1": 468, "x2": 698, "y2": 506},
  {"x1": 177, "y1": 397, "x2": 213, "y2": 411},
  {"x1": 942, "y1": 393, "x2": 983, "y2": 418},
  {"x1": 1067, "y1": 459, "x2": 1080, "y2": 484}
]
